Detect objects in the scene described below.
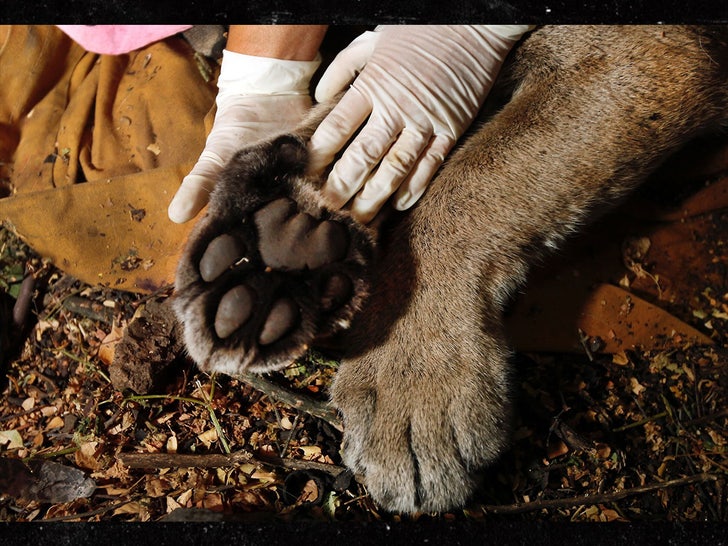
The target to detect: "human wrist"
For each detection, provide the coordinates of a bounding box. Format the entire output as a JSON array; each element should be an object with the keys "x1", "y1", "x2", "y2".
[
  {"x1": 218, "y1": 49, "x2": 321, "y2": 96},
  {"x1": 226, "y1": 25, "x2": 327, "y2": 61}
]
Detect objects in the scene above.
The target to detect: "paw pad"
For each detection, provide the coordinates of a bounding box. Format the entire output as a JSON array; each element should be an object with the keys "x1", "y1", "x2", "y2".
[
  {"x1": 259, "y1": 297, "x2": 299, "y2": 345},
  {"x1": 214, "y1": 285, "x2": 254, "y2": 339},
  {"x1": 174, "y1": 137, "x2": 374, "y2": 373},
  {"x1": 254, "y1": 198, "x2": 349, "y2": 270},
  {"x1": 199, "y1": 234, "x2": 247, "y2": 282}
]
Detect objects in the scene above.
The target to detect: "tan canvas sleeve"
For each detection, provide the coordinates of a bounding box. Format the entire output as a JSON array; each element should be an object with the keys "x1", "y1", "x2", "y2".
[{"x1": 0, "y1": 25, "x2": 218, "y2": 292}]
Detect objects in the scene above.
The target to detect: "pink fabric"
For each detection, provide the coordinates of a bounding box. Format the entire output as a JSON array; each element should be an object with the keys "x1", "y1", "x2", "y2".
[{"x1": 57, "y1": 25, "x2": 193, "y2": 55}]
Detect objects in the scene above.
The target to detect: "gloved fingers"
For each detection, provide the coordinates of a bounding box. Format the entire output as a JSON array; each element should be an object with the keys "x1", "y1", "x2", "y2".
[
  {"x1": 167, "y1": 147, "x2": 228, "y2": 223},
  {"x1": 168, "y1": 173, "x2": 217, "y2": 224},
  {"x1": 169, "y1": 94, "x2": 313, "y2": 224},
  {"x1": 357, "y1": 128, "x2": 432, "y2": 200},
  {"x1": 350, "y1": 128, "x2": 431, "y2": 223},
  {"x1": 307, "y1": 87, "x2": 373, "y2": 176},
  {"x1": 393, "y1": 134, "x2": 454, "y2": 211},
  {"x1": 314, "y1": 30, "x2": 380, "y2": 103},
  {"x1": 320, "y1": 114, "x2": 399, "y2": 209}
]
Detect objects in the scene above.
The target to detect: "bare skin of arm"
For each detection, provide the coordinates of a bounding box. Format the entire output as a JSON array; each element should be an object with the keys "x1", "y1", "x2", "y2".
[{"x1": 226, "y1": 25, "x2": 328, "y2": 60}]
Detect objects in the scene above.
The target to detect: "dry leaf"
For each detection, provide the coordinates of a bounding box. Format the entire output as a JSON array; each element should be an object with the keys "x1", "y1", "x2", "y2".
[
  {"x1": 197, "y1": 428, "x2": 218, "y2": 448},
  {"x1": 199, "y1": 492, "x2": 224, "y2": 512},
  {"x1": 177, "y1": 488, "x2": 193, "y2": 506},
  {"x1": 707, "y1": 428, "x2": 725, "y2": 446},
  {"x1": 0, "y1": 430, "x2": 24, "y2": 449},
  {"x1": 166, "y1": 496, "x2": 182, "y2": 513},
  {"x1": 547, "y1": 439, "x2": 569, "y2": 460},
  {"x1": 113, "y1": 501, "x2": 148, "y2": 519},
  {"x1": 629, "y1": 377, "x2": 646, "y2": 396},
  {"x1": 299, "y1": 480, "x2": 319, "y2": 504},
  {"x1": 145, "y1": 476, "x2": 169, "y2": 498},
  {"x1": 40, "y1": 407, "x2": 57, "y2": 418},
  {"x1": 45, "y1": 416, "x2": 65, "y2": 430},
  {"x1": 612, "y1": 352, "x2": 629, "y2": 366},
  {"x1": 299, "y1": 445, "x2": 322, "y2": 459},
  {"x1": 600, "y1": 507, "x2": 627, "y2": 522},
  {"x1": 98, "y1": 322, "x2": 125, "y2": 366},
  {"x1": 75, "y1": 441, "x2": 102, "y2": 471}
]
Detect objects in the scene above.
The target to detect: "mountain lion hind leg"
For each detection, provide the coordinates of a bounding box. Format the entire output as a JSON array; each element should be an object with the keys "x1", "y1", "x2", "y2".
[{"x1": 331, "y1": 26, "x2": 728, "y2": 513}]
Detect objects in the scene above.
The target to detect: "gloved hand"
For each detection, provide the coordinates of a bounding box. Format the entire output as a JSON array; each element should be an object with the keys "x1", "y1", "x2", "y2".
[
  {"x1": 308, "y1": 25, "x2": 533, "y2": 224},
  {"x1": 168, "y1": 49, "x2": 321, "y2": 223}
]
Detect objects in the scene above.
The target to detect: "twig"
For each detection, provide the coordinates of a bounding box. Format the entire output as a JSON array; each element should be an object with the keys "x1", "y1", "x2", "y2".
[
  {"x1": 612, "y1": 411, "x2": 669, "y2": 432},
  {"x1": 614, "y1": 408, "x2": 728, "y2": 433},
  {"x1": 117, "y1": 451, "x2": 253, "y2": 469},
  {"x1": 270, "y1": 455, "x2": 347, "y2": 477},
  {"x1": 237, "y1": 372, "x2": 342, "y2": 431},
  {"x1": 0, "y1": 406, "x2": 47, "y2": 423},
  {"x1": 480, "y1": 473, "x2": 719, "y2": 515},
  {"x1": 117, "y1": 449, "x2": 347, "y2": 478},
  {"x1": 577, "y1": 328, "x2": 594, "y2": 361},
  {"x1": 38, "y1": 500, "x2": 133, "y2": 522},
  {"x1": 61, "y1": 295, "x2": 114, "y2": 324},
  {"x1": 196, "y1": 376, "x2": 231, "y2": 454},
  {"x1": 281, "y1": 414, "x2": 300, "y2": 459},
  {"x1": 684, "y1": 409, "x2": 728, "y2": 427}
]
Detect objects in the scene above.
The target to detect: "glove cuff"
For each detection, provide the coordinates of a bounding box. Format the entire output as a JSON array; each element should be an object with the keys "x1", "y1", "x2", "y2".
[
  {"x1": 218, "y1": 49, "x2": 321, "y2": 96},
  {"x1": 483, "y1": 25, "x2": 536, "y2": 41}
]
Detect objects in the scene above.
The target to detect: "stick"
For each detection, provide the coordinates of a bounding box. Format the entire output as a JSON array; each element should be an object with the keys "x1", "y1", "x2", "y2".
[
  {"x1": 37, "y1": 500, "x2": 134, "y2": 522},
  {"x1": 237, "y1": 372, "x2": 343, "y2": 431},
  {"x1": 117, "y1": 449, "x2": 347, "y2": 478},
  {"x1": 117, "y1": 451, "x2": 253, "y2": 469},
  {"x1": 481, "y1": 473, "x2": 719, "y2": 515},
  {"x1": 61, "y1": 295, "x2": 114, "y2": 323}
]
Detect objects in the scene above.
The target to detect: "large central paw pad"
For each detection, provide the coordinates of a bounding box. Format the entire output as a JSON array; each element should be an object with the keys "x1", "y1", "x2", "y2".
[
  {"x1": 173, "y1": 135, "x2": 374, "y2": 374},
  {"x1": 254, "y1": 198, "x2": 349, "y2": 270}
]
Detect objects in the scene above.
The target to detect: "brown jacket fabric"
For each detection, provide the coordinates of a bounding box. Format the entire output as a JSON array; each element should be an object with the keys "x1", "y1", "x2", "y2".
[{"x1": 0, "y1": 25, "x2": 218, "y2": 292}]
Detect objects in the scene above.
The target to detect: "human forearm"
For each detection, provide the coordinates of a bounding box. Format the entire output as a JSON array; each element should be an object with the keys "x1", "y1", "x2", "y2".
[{"x1": 226, "y1": 25, "x2": 327, "y2": 60}]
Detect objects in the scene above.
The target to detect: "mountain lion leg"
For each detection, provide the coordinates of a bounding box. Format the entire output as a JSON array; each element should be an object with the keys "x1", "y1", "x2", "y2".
[{"x1": 332, "y1": 26, "x2": 728, "y2": 513}]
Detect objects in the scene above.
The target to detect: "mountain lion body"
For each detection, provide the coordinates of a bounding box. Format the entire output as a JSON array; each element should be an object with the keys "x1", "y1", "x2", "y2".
[{"x1": 174, "y1": 26, "x2": 728, "y2": 513}]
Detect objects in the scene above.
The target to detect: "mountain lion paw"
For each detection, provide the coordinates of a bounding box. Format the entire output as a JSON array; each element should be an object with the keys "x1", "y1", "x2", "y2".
[
  {"x1": 174, "y1": 135, "x2": 374, "y2": 373},
  {"x1": 332, "y1": 325, "x2": 512, "y2": 513}
]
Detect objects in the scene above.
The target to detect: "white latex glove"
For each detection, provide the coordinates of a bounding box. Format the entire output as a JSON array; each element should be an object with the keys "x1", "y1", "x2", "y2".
[
  {"x1": 308, "y1": 25, "x2": 533, "y2": 224},
  {"x1": 168, "y1": 49, "x2": 321, "y2": 223}
]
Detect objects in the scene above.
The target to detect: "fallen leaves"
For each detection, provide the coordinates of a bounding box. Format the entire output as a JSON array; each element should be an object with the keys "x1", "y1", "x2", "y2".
[
  {"x1": 97, "y1": 322, "x2": 124, "y2": 366},
  {"x1": 2, "y1": 160, "x2": 728, "y2": 523}
]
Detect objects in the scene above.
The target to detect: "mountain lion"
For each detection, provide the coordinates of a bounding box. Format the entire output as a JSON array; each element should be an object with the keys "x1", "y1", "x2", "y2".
[{"x1": 173, "y1": 26, "x2": 728, "y2": 513}]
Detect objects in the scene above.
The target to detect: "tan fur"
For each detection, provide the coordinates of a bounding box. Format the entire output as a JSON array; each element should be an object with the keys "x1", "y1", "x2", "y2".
[
  {"x1": 331, "y1": 25, "x2": 728, "y2": 512},
  {"x1": 175, "y1": 25, "x2": 728, "y2": 513}
]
